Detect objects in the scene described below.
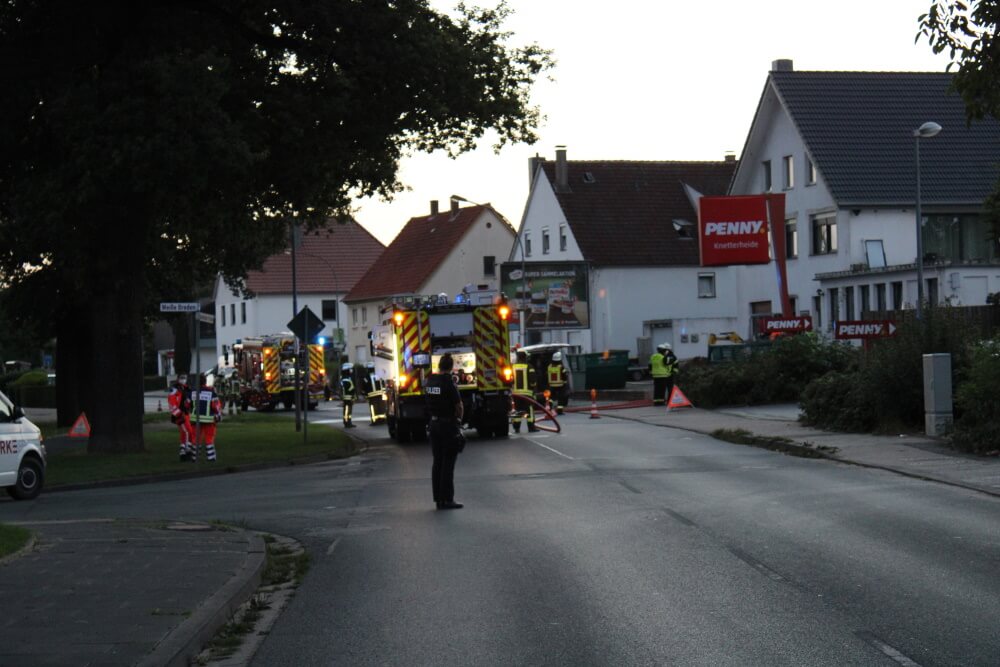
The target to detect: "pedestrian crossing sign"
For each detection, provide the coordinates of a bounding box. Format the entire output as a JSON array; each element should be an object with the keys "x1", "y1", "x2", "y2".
[
  {"x1": 667, "y1": 387, "x2": 693, "y2": 410},
  {"x1": 68, "y1": 412, "x2": 91, "y2": 438}
]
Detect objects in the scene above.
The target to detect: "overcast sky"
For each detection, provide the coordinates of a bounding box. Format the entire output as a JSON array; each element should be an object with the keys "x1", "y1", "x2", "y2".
[{"x1": 351, "y1": 0, "x2": 951, "y2": 246}]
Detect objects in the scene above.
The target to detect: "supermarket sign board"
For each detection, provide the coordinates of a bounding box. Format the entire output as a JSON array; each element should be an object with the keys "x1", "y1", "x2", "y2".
[
  {"x1": 760, "y1": 316, "x2": 813, "y2": 335},
  {"x1": 698, "y1": 195, "x2": 771, "y2": 266},
  {"x1": 834, "y1": 320, "x2": 897, "y2": 340}
]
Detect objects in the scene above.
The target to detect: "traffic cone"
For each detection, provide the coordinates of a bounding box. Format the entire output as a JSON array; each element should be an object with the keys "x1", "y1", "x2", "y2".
[
  {"x1": 589, "y1": 388, "x2": 601, "y2": 419},
  {"x1": 157, "y1": 400, "x2": 163, "y2": 412}
]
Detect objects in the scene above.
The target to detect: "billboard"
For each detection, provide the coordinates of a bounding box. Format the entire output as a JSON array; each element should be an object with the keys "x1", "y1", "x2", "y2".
[
  {"x1": 500, "y1": 262, "x2": 589, "y2": 329},
  {"x1": 698, "y1": 195, "x2": 771, "y2": 266}
]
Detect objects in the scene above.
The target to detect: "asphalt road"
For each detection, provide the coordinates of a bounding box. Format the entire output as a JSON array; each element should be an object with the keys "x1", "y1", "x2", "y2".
[{"x1": 4, "y1": 403, "x2": 998, "y2": 665}]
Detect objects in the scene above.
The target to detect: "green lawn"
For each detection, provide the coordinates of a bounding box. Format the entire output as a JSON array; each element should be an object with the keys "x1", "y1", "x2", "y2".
[
  {"x1": 45, "y1": 412, "x2": 359, "y2": 487},
  {"x1": 0, "y1": 524, "x2": 32, "y2": 559}
]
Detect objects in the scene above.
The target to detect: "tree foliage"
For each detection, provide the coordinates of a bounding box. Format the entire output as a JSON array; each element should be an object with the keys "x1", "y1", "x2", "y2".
[{"x1": 0, "y1": 0, "x2": 552, "y2": 451}]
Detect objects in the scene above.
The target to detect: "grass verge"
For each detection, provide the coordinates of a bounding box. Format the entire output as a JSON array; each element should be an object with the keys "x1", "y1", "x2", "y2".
[
  {"x1": 44, "y1": 412, "x2": 359, "y2": 487},
  {"x1": 0, "y1": 524, "x2": 32, "y2": 559}
]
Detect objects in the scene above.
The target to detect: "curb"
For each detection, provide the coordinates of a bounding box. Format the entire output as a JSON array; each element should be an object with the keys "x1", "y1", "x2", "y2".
[
  {"x1": 0, "y1": 533, "x2": 37, "y2": 566},
  {"x1": 138, "y1": 529, "x2": 267, "y2": 667}
]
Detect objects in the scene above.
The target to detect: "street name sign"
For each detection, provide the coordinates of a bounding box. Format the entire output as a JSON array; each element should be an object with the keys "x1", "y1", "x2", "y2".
[
  {"x1": 761, "y1": 315, "x2": 813, "y2": 334},
  {"x1": 160, "y1": 302, "x2": 200, "y2": 313},
  {"x1": 288, "y1": 306, "x2": 326, "y2": 341},
  {"x1": 835, "y1": 320, "x2": 897, "y2": 340}
]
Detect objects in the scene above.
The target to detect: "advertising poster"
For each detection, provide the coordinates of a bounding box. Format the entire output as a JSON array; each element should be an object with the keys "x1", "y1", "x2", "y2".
[{"x1": 500, "y1": 262, "x2": 589, "y2": 329}]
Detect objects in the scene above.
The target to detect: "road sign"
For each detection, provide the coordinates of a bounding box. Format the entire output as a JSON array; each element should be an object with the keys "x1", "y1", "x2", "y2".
[
  {"x1": 160, "y1": 302, "x2": 200, "y2": 313},
  {"x1": 834, "y1": 320, "x2": 898, "y2": 340},
  {"x1": 760, "y1": 315, "x2": 813, "y2": 335},
  {"x1": 288, "y1": 306, "x2": 326, "y2": 341},
  {"x1": 196, "y1": 312, "x2": 215, "y2": 324}
]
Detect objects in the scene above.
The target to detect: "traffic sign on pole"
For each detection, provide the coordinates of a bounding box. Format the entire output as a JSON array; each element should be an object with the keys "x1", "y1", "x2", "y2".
[
  {"x1": 160, "y1": 302, "x2": 200, "y2": 313},
  {"x1": 288, "y1": 306, "x2": 325, "y2": 341}
]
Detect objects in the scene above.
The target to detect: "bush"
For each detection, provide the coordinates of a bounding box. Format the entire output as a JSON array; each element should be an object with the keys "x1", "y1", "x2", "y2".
[
  {"x1": 9, "y1": 369, "x2": 48, "y2": 386},
  {"x1": 800, "y1": 370, "x2": 877, "y2": 432},
  {"x1": 0, "y1": 370, "x2": 26, "y2": 392},
  {"x1": 950, "y1": 338, "x2": 1000, "y2": 454}
]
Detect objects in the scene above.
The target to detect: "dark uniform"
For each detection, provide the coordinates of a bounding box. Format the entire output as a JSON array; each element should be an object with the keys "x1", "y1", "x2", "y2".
[
  {"x1": 340, "y1": 364, "x2": 357, "y2": 428},
  {"x1": 426, "y1": 354, "x2": 464, "y2": 510}
]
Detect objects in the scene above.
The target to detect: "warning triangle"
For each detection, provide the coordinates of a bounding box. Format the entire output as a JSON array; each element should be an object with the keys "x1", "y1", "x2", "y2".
[
  {"x1": 68, "y1": 413, "x2": 91, "y2": 438},
  {"x1": 667, "y1": 386, "x2": 693, "y2": 410}
]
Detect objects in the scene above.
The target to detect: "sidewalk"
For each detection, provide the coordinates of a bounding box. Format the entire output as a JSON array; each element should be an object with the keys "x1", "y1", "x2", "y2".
[{"x1": 3, "y1": 399, "x2": 998, "y2": 666}]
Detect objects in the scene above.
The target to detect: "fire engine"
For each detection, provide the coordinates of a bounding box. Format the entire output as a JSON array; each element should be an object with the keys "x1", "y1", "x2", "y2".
[
  {"x1": 232, "y1": 334, "x2": 326, "y2": 411},
  {"x1": 370, "y1": 290, "x2": 514, "y2": 443}
]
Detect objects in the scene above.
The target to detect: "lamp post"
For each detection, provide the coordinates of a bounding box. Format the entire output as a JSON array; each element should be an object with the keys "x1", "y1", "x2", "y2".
[
  {"x1": 913, "y1": 121, "x2": 942, "y2": 319},
  {"x1": 450, "y1": 194, "x2": 529, "y2": 347}
]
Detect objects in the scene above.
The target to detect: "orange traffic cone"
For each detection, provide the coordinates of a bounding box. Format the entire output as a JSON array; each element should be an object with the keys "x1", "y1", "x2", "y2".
[{"x1": 589, "y1": 388, "x2": 601, "y2": 419}]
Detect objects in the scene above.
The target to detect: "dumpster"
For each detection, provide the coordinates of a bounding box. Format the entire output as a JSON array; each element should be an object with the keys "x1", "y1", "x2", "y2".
[{"x1": 567, "y1": 350, "x2": 629, "y2": 390}]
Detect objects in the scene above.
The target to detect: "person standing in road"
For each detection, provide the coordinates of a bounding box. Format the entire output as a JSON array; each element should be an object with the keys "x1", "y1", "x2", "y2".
[
  {"x1": 426, "y1": 353, "x2": 465, "y2": 510},
  {"x1": 190, "y1": 374, "x2": 223, "y2": 462},
  {"x1": 340, "y1": 362, "x2": 357, "y2": 428},
  {"x1": 511, "y1": 350, "x2": 539, "y2": 433},
  {"x1": 168, "y1": 374, "x2": 195, "y2": 461},
  {"x1": 547, "y1": 351, "x2": 569, "y2": 415},
  {"x1": 650, "y1": 343, "x2": 680, "y2": 406}
]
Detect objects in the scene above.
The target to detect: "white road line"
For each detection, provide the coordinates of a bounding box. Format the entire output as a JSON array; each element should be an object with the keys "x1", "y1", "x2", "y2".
[
  {"x1": 857, "y1": 633, "x2": 922, "y2": 666},
  {"x1": 525, "y1": 437, "x2": 574, "y2": 460},
  {"x1": 326, "y1": 537, "x2": 342, "y2": 555}
]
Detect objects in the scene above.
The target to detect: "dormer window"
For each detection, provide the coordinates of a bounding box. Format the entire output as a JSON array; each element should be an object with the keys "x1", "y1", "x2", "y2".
[{"x1": 672, "y1": 219, "x2": 694, "y2": 239}]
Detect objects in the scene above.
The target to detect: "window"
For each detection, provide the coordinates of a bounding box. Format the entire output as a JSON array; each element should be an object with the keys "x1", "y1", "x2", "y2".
[
  {"x1": 844, "y1": 286, "x2": 855, "y2": 320},
  {"x1": 559, "y1": 224, "x2": 567, "y2": 251},
  {"x1": 783, "y1": 155, "x2": 794, "y2": 189},
  {"x1": 807, "y1": 156, "x2": 817, "y2": 185},
  {"x1": 891, "y1": 282, "x2": 903, "y2": 310},
  {"x1": 240, "y1": 302, "x2": 246, "y2": 324},
  {"x1": 785, "y1": 219, "x2": 798, "y2": 259},
  {"x1": 829, "y1": 288, "x2": 840, "y2": 325},
  {"x1": 698, "y1": 273, "x2": 716, "y2": 298},
  {"x1": 524, "y1": 233, "x2": 532, "y2": 258},
  {"x1": 483, "y1": 256, "x2": 496, "y2": 278},
  {"x1": 352, "y1": 307, "x2": 358, "y2": 326},
  {"x1": 362, "y1": 307, "x2": 367, "y2": 325},
  {"x1": 322, "y1": 299, "x2": 338, "y2": 320},
  {"x1": 220, "y1": 305, "x2": 226, "y2": 327},
  {"x1": 762, "y1": 160, "x2": 772, "y2": 191},
  {"x1": 811, "y1": 213, "x2": 838, "y2": 255},
  {"x1": 927, "y1": 278, "x2": 939, "y2": 307},
  {"x1": 875, "y1": 284, "x2": 887, "y2": 311},
  {"x1": 813, "y1": 295, "x2": 823, "y2": 330},
  {"x1": 860, "y1": 285, "x2": 870, "y2": 314},
  {"x1": 922, "y1": 213, "x2": 998, "y2": 263},
  {"x1": 230, "y1": 304, "x2": 235, "y2": 325},
  {"x1": 542, "y1": 228, "x2": 550, "y2": 255}
]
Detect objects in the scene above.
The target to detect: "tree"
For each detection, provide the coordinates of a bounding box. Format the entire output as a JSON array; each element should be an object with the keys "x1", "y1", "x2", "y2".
[
  {"x1": 0, "y1": 0, "x2": 551, "y2": 453},
  {"x1": 918, "y1": 1, "x2": 1000, "y2": 248}
]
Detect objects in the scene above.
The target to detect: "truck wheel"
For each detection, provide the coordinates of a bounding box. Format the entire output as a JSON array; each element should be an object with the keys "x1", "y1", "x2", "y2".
[
  {"x1": 387, "y1": 416, "x2": 397, "y2": 439},
  {"x1": 7, "y1": 457, "x2": 43, "y2": 500},
  {"x1": 282, "y1": 396, "x2": 294, "y2": 411},
  {"x1": 631, "y1": 369, "x2": 645, "y2": 382},
  {"x1": 493, "y1": 420, "x2": 509, "y2": 438}
]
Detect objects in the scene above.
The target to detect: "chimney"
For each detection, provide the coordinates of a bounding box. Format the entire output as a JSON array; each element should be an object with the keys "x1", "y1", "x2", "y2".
[
  {"x1": 450, "y1": 197, "x2": 460, "y2": 217},
  {"x1": 555, "y1": 145, "x2": 568, "y2": 192},
  {"x1": 528, "y1": 153, "x2": 543, "y2": 189},
  {"x1": 771, "y1": 59, "x2": 793, "y2": 72},
  {"x1": 724, "y1": 152, "x2": 736, "y2": 163},
  {"x1": 430, "y1": 200, "x2": 439, "y2": 216}
]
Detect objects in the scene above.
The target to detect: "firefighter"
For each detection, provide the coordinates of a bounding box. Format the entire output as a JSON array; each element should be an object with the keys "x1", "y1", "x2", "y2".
[
  {"x1": 340, "y1": 362, "x2": 357, "y2": 428},
  {"x1": 650, "y1": 343, "x2": 679, "y2": 406},
  {"x1": 547, "y1": 351, "x2": 569, "y2": 415},
  {"x1": 362, "y1": 361, "x2": 386, "y2": 425},
  {"x1": 190, "y1": 374, "x2": 223, "y2": 462},
  {"x1": 511, "y1": 351, "x2": 539, "y2": 433},
  {"x1": 168, "y1": 374, "x2": 195, "y2": 461},
  {"x1": 220, "y1": 369, "x2": 240, "y2": 415}
]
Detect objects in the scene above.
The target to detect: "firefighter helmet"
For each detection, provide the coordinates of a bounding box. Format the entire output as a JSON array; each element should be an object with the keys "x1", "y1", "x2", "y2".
[
  {"x1": 365, "y1": 361, "x2": 375, "y2": 369},
  {"x1": 552, "y1": 351, "x2": 563, "y2": 362},
  {"x1": 657, "y1": 343, "x2": 671, "y2": 352},
  {"x1": 341, "y1": 363, "x2": 353, "y2": 372}
]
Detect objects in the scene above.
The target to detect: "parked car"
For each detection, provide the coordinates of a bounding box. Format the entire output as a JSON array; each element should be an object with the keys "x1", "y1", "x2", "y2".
[{"x1": 0, "y1": 389, "x2": 46, "y2": 500}]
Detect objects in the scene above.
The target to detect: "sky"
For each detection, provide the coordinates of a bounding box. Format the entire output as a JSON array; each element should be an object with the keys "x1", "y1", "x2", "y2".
[{"x1": 351, "y1": 0, "x2": 952, "y2": 246}]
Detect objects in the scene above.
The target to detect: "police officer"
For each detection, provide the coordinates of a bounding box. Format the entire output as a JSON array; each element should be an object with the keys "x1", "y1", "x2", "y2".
[
  {"x1": 547, "y1": 351, "x2": 569, "y2": 415},
  {"x1": 340, "y1": 362, "x2": 357, "y2": 428},
  {"x1": 650, "y1": 343, "x2": 679, "y2": 406},
  {"x1": 425, "y1": 353, "x2": 464, "y2": 510}
]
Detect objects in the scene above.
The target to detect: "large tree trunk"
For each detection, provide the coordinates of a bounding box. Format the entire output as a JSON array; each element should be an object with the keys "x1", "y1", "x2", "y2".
[
  {"x1": 55, "y1": 304, "x2": 89, "y2": 427},
  {"x1": 86, "y1": 270, "x2": 146, "y2": 454}
]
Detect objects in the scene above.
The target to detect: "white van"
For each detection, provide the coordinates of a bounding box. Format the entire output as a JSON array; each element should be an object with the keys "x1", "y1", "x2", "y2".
[{"x1": 0, "y1": 389, "x2": 46, "y2": 500}]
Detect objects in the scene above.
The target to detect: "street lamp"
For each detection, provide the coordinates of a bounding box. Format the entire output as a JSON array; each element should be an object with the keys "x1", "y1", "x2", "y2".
[
  {"x1": 913, "y1": 121, "x2": 942, "y2": 319},
  {"x1": 450, "y1": 194, "x2": 529, "y2": 347}
]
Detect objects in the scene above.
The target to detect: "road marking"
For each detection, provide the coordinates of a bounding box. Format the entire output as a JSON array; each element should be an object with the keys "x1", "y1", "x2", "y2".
[
  {"x1": 664, "y1": 508, "x2": 696, "y2": 526},
  {"x1": 618, "y1": 480, "x2": 642, "y2": 494},
  {"x1": 855, "y1": 632, "x2": 922, "y2": 666},
  {"x1": 326, "y1": 537, "x2": 342, "y2": 555},
  {"x1": 727, "y1": 546, "x2": 785, "y2": 581},
  {"x1": 525, "y1": 437, "x2": 574, "y2": 460}
]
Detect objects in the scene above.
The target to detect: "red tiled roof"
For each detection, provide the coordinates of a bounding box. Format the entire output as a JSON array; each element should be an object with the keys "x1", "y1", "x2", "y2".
[
  {"x1": 540, "y1": 160, "x2": 737, "y2": 266},
  {"x1": 245, "y1": 219, "x2": 385, "y2": 295},
  {"x1": 345, "y1": 205, "x2": 496, "y2": 302}
]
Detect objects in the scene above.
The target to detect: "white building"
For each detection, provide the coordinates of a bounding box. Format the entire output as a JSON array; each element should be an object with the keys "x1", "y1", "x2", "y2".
[
  {"x1": 508, "y1": 148, "x2": 737, "y2": 360},
  {"x1": 213, "y1": 219, "x2": 385, "y2": 364},
  {"x1": 728, "y1": 60, "x2": 1000, "y2": 335},
  {"x1": 344, "y1": 200, "x2": 516, "y2": 363}
]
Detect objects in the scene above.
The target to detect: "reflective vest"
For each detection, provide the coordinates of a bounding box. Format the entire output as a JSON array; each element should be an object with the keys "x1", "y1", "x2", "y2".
[
  {"x1": 191, "y1": 388, "x2": 221, "y2": 423},
  {"x1": 650, "y1": 352, "x2": 672, "y2": 378},
  {"x1": 513, "y1": 363, "x2": 533, "y2": 395},
  {"x1": 547, "y1": 363, "x2": 566, "y2": 387},
  {"x1": 341, "y1": 376, "x2": 356, "y2": 400}
]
